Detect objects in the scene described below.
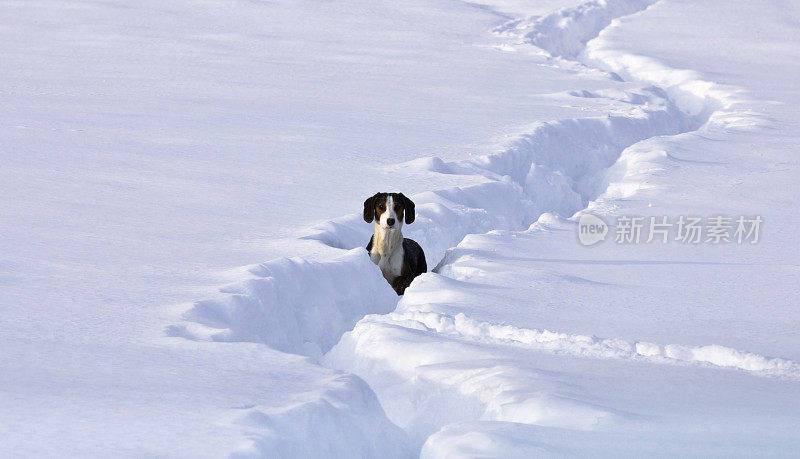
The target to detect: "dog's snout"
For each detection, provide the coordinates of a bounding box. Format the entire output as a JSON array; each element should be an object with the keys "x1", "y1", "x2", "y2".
[{"x1": 387, "y1": 218, "x2": 395, "y2": 226}]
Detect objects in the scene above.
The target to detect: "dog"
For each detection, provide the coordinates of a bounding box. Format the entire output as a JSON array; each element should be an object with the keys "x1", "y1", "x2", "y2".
[{"x1": 363, "y1": 192, "x2": 426, "y2": 295}]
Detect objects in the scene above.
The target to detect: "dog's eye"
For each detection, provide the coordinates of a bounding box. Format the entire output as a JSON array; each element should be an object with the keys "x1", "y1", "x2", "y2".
[
  {"x1": 394, "y1": 205, "x2": 401, "y2": 211},
  {"x1": 379, "y1": 204, "x2": 385, "y2": 210}
]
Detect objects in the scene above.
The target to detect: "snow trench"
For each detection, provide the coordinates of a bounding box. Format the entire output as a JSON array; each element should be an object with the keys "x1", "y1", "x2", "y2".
[
  {"x1": 494, "y1": 0, "x2": 659, "y2": 60},
  {"x1": 170, "y1": 91, "x2": 699, "y2": 358},
  {"x1": 169, "y1": 99, "x2": 698, "y2": 357},
  {"x1": 168, "y1": 0, "x2": 712, "y2": 362},
  {"x1": 321, "y1": 0, "x2": 790, "y2": 453},
  {"x1": 167, "y1": 0, "x2": 783, "y2": 455}
]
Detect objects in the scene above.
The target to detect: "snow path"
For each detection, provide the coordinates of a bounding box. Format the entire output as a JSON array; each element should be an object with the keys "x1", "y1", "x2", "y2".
[
  {"x1": 328, "y1": 0, "x2": 800, "y2": 454},
  {"x1": 168, "y1": 87, "x2": 698, "y2": 357},
  {"x1": 167, "y1": 0, "x2": 796, "y2": 453},
  {"x1": 494, "y1": 0, "x2": 659, "y2": 59},
  {"x1": 171, "y1": 0, "x2": 703, "y2": 358},
  {"x1": 171, "y1": 0, "x2": 783, "y2": 375}
]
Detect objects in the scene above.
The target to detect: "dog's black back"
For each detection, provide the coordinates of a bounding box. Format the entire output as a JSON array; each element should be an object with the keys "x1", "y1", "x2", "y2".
[
  {"x1": 366, "y1": 236, "x2": 427, "y2": 294},
  {"x1": 400, "y1": 238, "x2": 426, "y2": 278}
]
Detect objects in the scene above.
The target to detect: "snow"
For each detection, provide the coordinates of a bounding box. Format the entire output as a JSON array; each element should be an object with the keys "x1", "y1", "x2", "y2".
[{"x1": 2, "y1": 0, "x2": 799, "y2": 456}]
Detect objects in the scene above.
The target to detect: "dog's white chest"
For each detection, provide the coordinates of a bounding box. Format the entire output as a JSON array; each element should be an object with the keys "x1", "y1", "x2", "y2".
[{"x1": 371, "y1": 247, "x2": 404, "y2": 281}]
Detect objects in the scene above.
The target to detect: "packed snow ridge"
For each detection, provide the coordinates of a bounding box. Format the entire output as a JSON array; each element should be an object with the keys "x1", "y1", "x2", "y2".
[
  {"x1": 229, "y1": 373, "x2": 410, "y2": 457},
  {"x1": 167, "y1": 0, "x2": 793, "y2": 455},
  {"x1": 329, "y1": 309, "x2": 800, "y2": 379}
]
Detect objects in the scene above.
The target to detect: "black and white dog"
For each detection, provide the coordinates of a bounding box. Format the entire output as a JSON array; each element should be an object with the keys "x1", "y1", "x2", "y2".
[{"x1": 363, "y1": 192, "x2": 426, "y2": 295}]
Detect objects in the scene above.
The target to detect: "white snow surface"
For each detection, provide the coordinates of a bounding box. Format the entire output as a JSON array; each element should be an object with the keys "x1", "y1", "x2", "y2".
[{"x1": 2, "y1": 0, "x2": 799, "y2": 456}]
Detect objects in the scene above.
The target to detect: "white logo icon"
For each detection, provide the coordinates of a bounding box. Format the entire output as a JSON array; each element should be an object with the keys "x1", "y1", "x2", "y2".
[{"x1": 577, "y1": 213, "x2": 608, "y2": 246}]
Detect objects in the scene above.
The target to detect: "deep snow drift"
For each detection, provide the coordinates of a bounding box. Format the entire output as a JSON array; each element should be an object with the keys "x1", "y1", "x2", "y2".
[{"x1": 2, "y1": 0, "x2": 799, "y2": 456}]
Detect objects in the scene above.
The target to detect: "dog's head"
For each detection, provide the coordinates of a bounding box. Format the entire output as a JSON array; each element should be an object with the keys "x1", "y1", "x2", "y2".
[{"x1": 363, "y1": 192, "x2": 415, "y2": 230}]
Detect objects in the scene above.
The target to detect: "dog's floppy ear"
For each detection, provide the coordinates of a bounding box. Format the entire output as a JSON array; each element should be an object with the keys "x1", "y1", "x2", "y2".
[
  {"x1": 399, "y1": 193, "x2": 415, "y2": 224},
  {"x1": 363, "y1": 193, "x2": 381, "y2": 223}
]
